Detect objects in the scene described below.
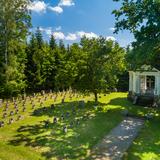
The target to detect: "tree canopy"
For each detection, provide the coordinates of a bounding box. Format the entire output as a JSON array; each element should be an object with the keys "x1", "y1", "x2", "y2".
[
  {"x1": 113, "y1": 0, "x2": 160, "y2": 69},
  {"x1": 0, "y1": 0, "x2": 127, "y2": 99},
  {"x1": 0, "y1": 0, "x2": 31, "y2": 96},
  {"x1": 74, "y1": 37, "x2": 126, "y2": 102}
]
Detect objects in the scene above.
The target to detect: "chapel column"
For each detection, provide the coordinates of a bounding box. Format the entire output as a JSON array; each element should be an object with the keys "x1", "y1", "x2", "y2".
[
  {"x1": 132, "y1": 72, "x2": 136, "y2": 93},
  {"x1": 136, "y1": 74, "x2": 140, "y2": 94},
  {"x1": 156, "y1": 75, "x2": 160, "y2": 95},
  {"x1": 129, "y1": 72, "x2": 133, "y2": 91}
]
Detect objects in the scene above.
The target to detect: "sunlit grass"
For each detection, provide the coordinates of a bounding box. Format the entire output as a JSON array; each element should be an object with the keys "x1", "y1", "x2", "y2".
[
  {"x1": 0, "y1": 92, "x2": 123, "y2": 160},
  {"x1": 0, "y1": 92, "x2": 160, "y2": 160}
]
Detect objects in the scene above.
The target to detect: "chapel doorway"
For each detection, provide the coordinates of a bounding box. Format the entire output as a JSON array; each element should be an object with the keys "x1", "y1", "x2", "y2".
[{"x1": 146, "y1": 76, "x2": 155, "y2": 94}]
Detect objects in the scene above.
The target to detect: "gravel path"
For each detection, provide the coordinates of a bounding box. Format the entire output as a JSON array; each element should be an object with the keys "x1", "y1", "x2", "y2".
[{"x1": 91, "y1": 117, "x2": 144, "y2": 160}]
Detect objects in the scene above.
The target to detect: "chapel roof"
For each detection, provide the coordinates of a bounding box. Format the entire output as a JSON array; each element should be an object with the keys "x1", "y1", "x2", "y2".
[{"x1": 130, "y1": 65, "x2": 160, "y2": 73}]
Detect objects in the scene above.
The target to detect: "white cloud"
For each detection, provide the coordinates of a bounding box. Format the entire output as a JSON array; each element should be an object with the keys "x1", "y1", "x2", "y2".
[
  {"x1": 28, "y1": 0, "x2": 74, "y2": 14},
  {"x1": 31, "y1": 27, "x2": 116, "y2": 42},
  {"x1": 49, "y1": 6, "x2": 63, "y2": 14},
  {"x1": 106, "y1": 36, "x2": 116, "y2": 41},
  {"x1": 59, "y1": 0, "x2": 75, "y2": 6},
  {"x1": 28, "y1": 1, "x2": 47, "y2": 13},
  {"x1": 39, "y1": 27, "x2": 52, "y2": 35},
  {"x1": 77, "y1": 31, "x2": 98, "y2": 39},
  {"x1": 65, "y1": 33, "x2": 77, "y2": 41},
  {"x1": 55, "y1": 26, "x2": 62, "y2": 31},
  {"x1": 53, "y1": 32, "x2": 65, "y2": 39},
  {"x1": 109, "y1": 27, "x2": 116, "y2": 32},
  {"x1": 52, "y1": 31, "x2": 98, "y2": 41}
]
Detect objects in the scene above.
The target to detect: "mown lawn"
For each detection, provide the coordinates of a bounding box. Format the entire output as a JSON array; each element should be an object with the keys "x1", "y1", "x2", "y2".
[
  {"x1": 0, "y1": 92, "x2": 160, "y2": 160},
  {"x1": 106, "y1": 93, "x2": 160, "y2": 160}
]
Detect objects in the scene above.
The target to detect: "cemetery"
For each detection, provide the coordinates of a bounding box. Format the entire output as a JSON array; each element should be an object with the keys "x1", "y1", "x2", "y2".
[
  {"x1": 1, "y1": 0, "x2": 160, "y2": 159},
  {"x1": 0, "y1": 91, "x2": 160, "y2": 160}
]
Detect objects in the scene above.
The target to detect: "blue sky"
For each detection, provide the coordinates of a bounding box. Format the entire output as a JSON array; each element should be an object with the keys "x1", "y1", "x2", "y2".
[{"x1": 29, "y1": 0, "x2": 134, "y2": 47}]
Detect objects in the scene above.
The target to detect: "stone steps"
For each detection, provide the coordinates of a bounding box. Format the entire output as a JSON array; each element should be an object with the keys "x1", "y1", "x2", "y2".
[{"x1": 137, "y1": 95, "x2": 154, "y2": 106}]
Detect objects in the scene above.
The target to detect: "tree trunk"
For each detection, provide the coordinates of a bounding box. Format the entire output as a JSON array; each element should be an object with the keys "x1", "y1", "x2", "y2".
[
  {"x1": 94, "y1": 92, "x2": 98, "y2": 103},
  {"x1": 4, "y1": 22, "x2": 8, "y2": 65}
]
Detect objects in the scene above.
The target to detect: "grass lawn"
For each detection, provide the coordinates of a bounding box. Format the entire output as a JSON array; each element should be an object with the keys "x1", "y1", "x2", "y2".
[{"x1": 0, "y1": 92, "x2": 160, "y2": 160}]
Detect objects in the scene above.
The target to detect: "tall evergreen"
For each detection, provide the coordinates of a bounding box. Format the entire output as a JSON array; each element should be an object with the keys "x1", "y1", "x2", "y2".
[
  {"x1": 25, "y1": 34, "x2": 38, "y2": 91},
  {"x1": 59, "y1": 40, "x2": 66, "y2": 55},
  {"x1": 32, "y1": 29, "x2": 45, "y2": 91},
  {"x1": 35, "y1": 27, "x2": 43, "y2": 49},
  {"x1": 26, "y1": 31, "x2": 56, "y2": 91},
  {"x1": 49, "y1": 35, "x2": 57, "y2": 50}
]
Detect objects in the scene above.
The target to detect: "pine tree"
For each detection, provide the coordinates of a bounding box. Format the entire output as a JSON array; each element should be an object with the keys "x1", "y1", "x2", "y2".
[
  {"x1": 49, "y1": 35, "x2": 57, "y2": 50},
  {"x1": 35, "y1": 27, "x2": 43, "y2": 49},
  {"x1": 59, "y1": 40, "x2": 66, "y2": 55},
  {"x1": 25, "y1": 34, "x2": 38, "y2": 91}
]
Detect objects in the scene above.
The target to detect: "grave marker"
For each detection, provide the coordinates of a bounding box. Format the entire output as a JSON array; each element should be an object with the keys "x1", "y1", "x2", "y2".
[
  {"x1": 0, "y1": 121, "x2": 4, "y2": 127},
  {"x1": 63, "y1": 125, "x2": 67, "y2": 133}
]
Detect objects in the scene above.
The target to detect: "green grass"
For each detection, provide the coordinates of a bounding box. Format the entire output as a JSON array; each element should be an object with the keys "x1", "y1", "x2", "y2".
[
  {"x1": 0, "y1": 92, "x2": 160, "y2": 160},
  {"x1": 123, "y1": 119, "x2": 160, "y2": 160},
  {"x1": 107, "y1": 94, "x2": 160, "y2": 160}
]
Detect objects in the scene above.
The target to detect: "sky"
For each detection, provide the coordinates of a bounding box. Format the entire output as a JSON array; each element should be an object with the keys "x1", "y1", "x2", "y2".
[{"x1": 29, "y1": 0, "x2": 134, "y2": 47}]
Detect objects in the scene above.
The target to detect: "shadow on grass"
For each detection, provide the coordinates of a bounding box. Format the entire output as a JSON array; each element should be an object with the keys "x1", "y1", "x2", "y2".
[
  {"x1": 8, "y1": 96, "x2": 160, "y2": 160},
  {"x1": 107, "y1": 97, "x2": 160, "y2": 160},
  {"x1": 108, "y1": 97, "x2": 135, "y2": 108},
  {"x1": 31, "y1": 101, "x2": 108, "y2": 117},
  {"x1": 9, "y1": 100, "x2": 123, "y2": 160},
  {"x1": 123, "y1": 118, "x2": 160, "y2": 160},
  {"x1": 108, "y1": 97, "x2": 160, "y2": 117}
]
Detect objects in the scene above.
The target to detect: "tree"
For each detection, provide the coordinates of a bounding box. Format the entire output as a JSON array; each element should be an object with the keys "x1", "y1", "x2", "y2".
[
  {"x1": 0, "y1": 0, "x2": 31, "y2": 97},
  {"x1": 25, "y1": 34, "x2": 38, "y2": 91},
  {"x1": 55, "y1": 43, "x2": 80, "y2": 90},
  {"x1": 0, "y1": 0, "x2": 31, "y2": 65},
  {"x1": 41, "y1": 44, "x2": 55, "y2": 90},
  {"x1": 54, "y1": 40, "x2": 68, "y2": 90},
  {"x1": 35, "y1": 27, "x2": 43, "y2": 49},
  {"x1": 59, "y1": 40, "x2": 65, "y2": 50},
  {"x1": 41, "y1": 35, "x2": 57, "y2": 90},
  {"x1": 112, "y1": 0, "x2": 160, "y2": 68},
  {"x1": 74, "y1": 37, "x2": 125, "y2": 102},
  {"x1": 49, "y1": 35, "x2": 57, "y2": 50},
  {"x1": 26, "y1": 32, "x2": 58, "y2": 92},
  {"x1": 26, "y1": 30, "x2": 51, "y2": 92}
]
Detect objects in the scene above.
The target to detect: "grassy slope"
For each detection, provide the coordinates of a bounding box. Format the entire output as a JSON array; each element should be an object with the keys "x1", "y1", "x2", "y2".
[
  {"x1": 0, "y1": 93, "x2": 123, "y2": 160},
  {"x1": 0, "y1": 92, "x2": 160, "y2": 160}
]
